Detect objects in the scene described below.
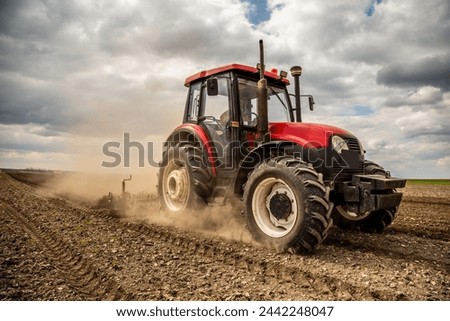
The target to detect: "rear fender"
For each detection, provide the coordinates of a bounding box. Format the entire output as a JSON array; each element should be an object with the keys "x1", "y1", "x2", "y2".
[{"x1": 163, "y1": 124, "x2": 217, "y2": 176}]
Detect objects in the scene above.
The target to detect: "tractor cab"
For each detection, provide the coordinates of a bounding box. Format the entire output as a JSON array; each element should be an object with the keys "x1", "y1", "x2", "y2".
[{"x1": 183, "y1": 64, "x2": 300, "y2": 171}]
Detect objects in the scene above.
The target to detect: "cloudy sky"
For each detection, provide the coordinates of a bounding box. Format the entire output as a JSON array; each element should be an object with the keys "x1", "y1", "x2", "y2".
[{"x1": 0, "y1": 0, "x2": 449, "y2": 178}]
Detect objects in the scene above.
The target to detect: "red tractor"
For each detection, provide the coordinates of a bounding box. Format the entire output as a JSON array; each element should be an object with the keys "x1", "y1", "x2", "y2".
[{"x1": 158, "y1": 40, "x2": 406, "y2": 253}]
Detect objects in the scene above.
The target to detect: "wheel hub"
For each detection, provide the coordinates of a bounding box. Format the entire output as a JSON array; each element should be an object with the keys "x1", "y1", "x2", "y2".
[
  {"x1": 268, "y1": 192, "x2": 292, "y2": 220},
  {"x1": 250, "y1": 181, "x2": 298, "y2": 237},
  {"x1": 167, "y1": 169, "x2": 186, "y2": 200}
]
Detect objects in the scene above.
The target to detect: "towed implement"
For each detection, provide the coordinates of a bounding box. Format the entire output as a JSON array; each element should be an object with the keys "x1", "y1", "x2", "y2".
[{"x1": 98, "y1": 175, "x2": 156, "y2": 215}]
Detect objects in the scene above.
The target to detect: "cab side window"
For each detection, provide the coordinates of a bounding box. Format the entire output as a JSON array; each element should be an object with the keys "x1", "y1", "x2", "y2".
[
  {"x1": 203, "y1": 76, "x2": 230, "y2": 127},
  {"x1": 187, "y1": 81, "x2": 201, "y2": 123},
  {"x1": 238, "y1": 78, "x2": 258, "y2": 127}
]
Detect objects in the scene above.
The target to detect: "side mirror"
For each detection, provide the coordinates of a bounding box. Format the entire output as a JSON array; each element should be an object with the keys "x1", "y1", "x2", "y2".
[
  {"x1": 308, "y1": 96, "x2": 315, "y2": 111},
  {"x1": 299, "y1": 94, "x2": 316, "y2": 112},
  {"x1": 206, "y1": 78, "x2": 218, "y2": 96}
]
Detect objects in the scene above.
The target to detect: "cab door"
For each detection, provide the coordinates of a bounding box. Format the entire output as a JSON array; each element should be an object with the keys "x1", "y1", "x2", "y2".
[{"x1": 199, "y1": 74, "x2": 238, "y2": 171}]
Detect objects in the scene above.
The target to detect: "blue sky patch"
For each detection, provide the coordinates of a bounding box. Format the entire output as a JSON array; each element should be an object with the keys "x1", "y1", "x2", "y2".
[
  {"x1": 242, "y1": 0, "x2": 271, "y2": 26},
  {"x1": 365, "y1": 0, "x2": 382, "y2": 16},
  {"x1": 352, "y1": 105, "x2": 375, "y2": 116},
  {"x1": 336, "y1": 105, "x2": 375, "y2": 116}
]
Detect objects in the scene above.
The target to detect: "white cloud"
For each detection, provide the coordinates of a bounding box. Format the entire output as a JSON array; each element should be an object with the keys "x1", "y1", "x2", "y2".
[
  {"x1": 0, "y1": 149, "x2": 75, "y2": 171},
  {"x1": 437, "y1": 156, "x2": 450, "y2": 169},
  {"x1": 0, "y1": 0, "x2": 449, "y2": 178}
]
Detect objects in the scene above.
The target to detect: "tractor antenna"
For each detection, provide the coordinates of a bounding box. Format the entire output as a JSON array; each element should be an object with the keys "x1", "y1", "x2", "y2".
[{"x1": 259, "y1": 39, "x2": 265, "y2": 80}]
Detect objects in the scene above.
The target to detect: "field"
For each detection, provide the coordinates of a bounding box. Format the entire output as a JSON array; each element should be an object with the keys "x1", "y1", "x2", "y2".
[{"x1": 0, "y1": 171, "x2": 449, "y2": 300}]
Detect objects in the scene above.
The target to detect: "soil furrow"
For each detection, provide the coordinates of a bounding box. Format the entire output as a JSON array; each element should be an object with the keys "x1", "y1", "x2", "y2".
[{"x1": 1, "y1": 202, "x2": 133, "y2": 300}]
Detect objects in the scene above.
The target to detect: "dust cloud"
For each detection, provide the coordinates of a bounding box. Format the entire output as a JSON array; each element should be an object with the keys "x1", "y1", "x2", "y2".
[
  {"x1": 44, "y1": 169, "x2": 254, "y2": 246},
  {"x1": 135, "y1": 203, "x2": 255, "y2": 245},
  {"x1": 47, "y1": 117, "x2": 252, "y2": 242},
  {"x1": 24, "y1": 72, "x2": 256, "y2": 245},
  {"x1": 45, "y1": 168, "x2": 158, "y2": 203}
]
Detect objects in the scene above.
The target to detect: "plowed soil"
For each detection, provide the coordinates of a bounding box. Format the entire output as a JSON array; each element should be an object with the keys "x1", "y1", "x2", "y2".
[{"x1": 0, "y1": 172, "x2": 449, "y2": 301}]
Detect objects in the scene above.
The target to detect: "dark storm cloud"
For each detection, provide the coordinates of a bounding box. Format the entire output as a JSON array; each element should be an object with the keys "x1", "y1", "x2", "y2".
[
  {"x1": 402, "y1": 126, "x2": 450, "y2": 139},
  {"x1": 377, "y1": 54, "x2": 450, "y2": 91},
  {"x1": 89, "y1": 1, "x2": 256, "y2": 64},
  {"x1": 0, "y1": 0, "x2": 256, "y2": 136},
  {"x1": 0, "y1": 0, "x2": 136, "y2": 132},
  {"x1": 0, "y1": 0, "x2": 100, "y2": 79},
  {"x1": 0, "y1": 74, "x2": 82, "y2": 129},
  {"x1": 0, "y1": 122, "x2": 68, "y2": 156},
  {"x1": 0, "y1": 0, "x2": 81, "y2": 42}
]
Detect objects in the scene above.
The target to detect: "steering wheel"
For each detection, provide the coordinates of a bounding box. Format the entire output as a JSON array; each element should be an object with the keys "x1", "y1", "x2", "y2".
[
  {"x1": 199, "y1": 115, "x2": 226, "y2": 133},
  {"x1": 200, "y1": 115, "x2": 220, "y2": 124},
  {"x1": 244, "y1": 112, "x2": 258, "y2": 127}
]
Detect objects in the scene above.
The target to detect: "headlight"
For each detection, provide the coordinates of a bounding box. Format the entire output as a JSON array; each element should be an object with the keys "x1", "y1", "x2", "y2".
[{"x1": 331, "y1": 135, "x2": 349, "y2": 153}]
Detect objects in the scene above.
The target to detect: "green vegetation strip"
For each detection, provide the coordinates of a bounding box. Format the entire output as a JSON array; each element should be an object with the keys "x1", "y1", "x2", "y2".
[{"x1": 407, "y1": 179, "x2": 450, "y2": 186}]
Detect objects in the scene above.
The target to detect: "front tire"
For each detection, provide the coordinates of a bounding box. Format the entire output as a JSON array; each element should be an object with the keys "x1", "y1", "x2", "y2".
[
  {"x1": 243, "y1": 157, "x2": 333, "y2": 253},
  {"x1": 331, "y1": 161, "x2": 398, "y2": 233},
  {"x1": 158, "y1": 143, "x2": 212, "y2": 213}
]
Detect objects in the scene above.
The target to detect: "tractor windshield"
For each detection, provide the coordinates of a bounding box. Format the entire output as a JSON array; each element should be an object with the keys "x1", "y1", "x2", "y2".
[{"x1": 238, "y1": 77, "x2": 292, "y2": 127}]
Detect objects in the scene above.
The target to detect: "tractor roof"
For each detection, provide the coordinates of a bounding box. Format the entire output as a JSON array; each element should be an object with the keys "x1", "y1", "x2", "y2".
[{"x1": 184, "y1": 63, "x2": 290, "y2": 87}]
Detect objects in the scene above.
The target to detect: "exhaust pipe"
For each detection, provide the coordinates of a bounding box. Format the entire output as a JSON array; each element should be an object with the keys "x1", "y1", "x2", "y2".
[
  {"x1": 290, "y1": 66, "x2": 302, "y2": 122},
  {"x1": 257, "y1": 40, "x2": 268, "y2": 141}
]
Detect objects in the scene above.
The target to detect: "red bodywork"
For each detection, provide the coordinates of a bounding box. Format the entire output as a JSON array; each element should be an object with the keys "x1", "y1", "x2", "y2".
[
  {"x1": 184, "y1": 64, "x2": 290, "y2": 86},
  {"x1": 175, "y1": 122, "x2": 352, "y2": 177},
  {"x1": 269, "y1": 122, "x2": 351, "y2": 148}
]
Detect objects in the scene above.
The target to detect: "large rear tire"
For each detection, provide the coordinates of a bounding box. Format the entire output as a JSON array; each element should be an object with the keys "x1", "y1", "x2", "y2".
[
  {"x1": 331, "y1": 161, "x2": 398, "y2": 233},
  {"x1": 158, "y1": 143, "x2": 212, "y2": 213},
  {"x1": 243, "y1": 157, "x2": 333, "y2": 253}
]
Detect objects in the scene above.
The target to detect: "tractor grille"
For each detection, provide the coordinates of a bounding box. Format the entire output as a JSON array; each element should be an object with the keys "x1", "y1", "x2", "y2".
[
  {"x1": 332, "y1": 137, "x2": 364, "y2": 182},
  {"x1": 332, "y1": 161, "x2": 365, "y2": 182},
  {"x1": 345, "y1": 137, "x2": 361, "y2": 151}
]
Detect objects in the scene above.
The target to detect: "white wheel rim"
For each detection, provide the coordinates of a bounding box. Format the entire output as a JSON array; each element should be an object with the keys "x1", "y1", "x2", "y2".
[
  {"x1": 252, "y1": 177, "x2": 299, "y2": 238},
  {"x1": 162, "y1": 159, "x2": 188, "y2": 212}
]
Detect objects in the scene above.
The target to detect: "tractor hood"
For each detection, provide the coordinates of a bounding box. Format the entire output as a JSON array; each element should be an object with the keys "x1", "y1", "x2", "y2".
[{"x1": 268, "y1": 122, "x2": 352, "y2": 148}]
